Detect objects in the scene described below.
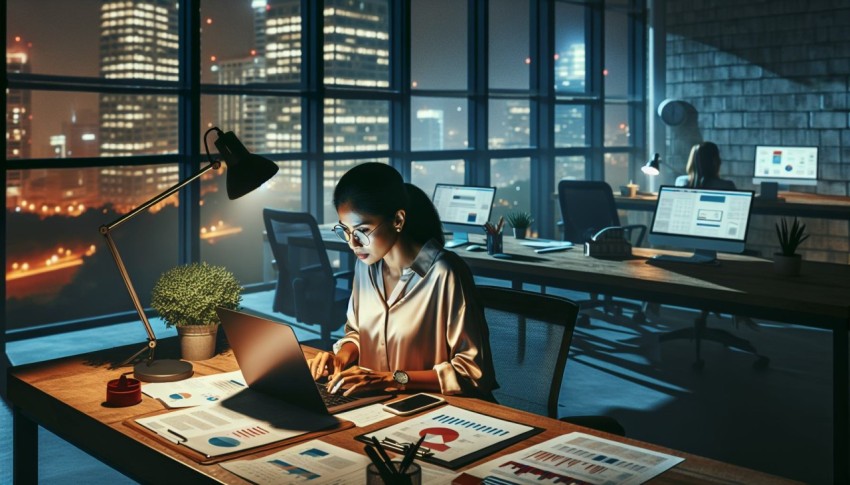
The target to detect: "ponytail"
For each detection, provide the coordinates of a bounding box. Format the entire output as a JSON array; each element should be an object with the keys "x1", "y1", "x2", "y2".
[{"x1": 403, "y1": 183, "x2": 445, "y2": 246}]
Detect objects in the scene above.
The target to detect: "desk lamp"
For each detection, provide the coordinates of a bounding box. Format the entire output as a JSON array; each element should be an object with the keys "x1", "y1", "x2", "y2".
[
  {"x1": 99, "y1": 127, "x2": 279, "y2": 382},
  {"x1": 641, "y1": 153, "x2": 663, "y2": 176}
]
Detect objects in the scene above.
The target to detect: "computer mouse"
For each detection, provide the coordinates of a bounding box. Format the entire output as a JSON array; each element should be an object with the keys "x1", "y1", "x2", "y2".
[{"x1": 465, "y1": 244, "x2": 485, "y2": 251}]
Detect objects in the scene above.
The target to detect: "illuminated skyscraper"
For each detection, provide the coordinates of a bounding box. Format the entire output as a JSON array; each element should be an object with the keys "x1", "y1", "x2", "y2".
[
  {"x1": 6, "y1": 36, "x2": 32, "y2": 210},
  {"x1": 6, "y1": 37, "x2": 31, "y2": 160},
  {"x1": 98, "y1": 0, "x2": 180, "y2": 211},
  {"x1": 214, "y1": 56, "x2": 267, "y2": 154}
]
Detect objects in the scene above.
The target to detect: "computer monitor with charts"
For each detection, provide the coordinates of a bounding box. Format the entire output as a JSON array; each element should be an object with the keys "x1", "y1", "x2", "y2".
[
  {"x1": 648, "y1": 186, "x2": 755, "y2": 264},
  {"x1": 752, "y1": 145, "x2": 818, "y2": 188},
  {"x1": 432, "y1": 184, "x2": 497, "y2": 248}
]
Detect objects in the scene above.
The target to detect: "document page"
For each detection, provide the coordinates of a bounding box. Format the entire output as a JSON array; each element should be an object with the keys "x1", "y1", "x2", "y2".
[
  {"x1": 463, "y1": 432, "x2": 684, "y2": 485},
  {"x1": 136, "y1": 389, "x2": 340, "y2": 457},
  {"x1": 141, "y1": 370, "x2": 247, "y2": 408},
  {"x1": 358, "y1": 405, "x2": 538, "y2": 469}
]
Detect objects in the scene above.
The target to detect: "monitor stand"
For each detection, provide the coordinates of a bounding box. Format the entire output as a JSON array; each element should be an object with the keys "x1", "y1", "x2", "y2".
[
  {"x1": 649, "y1": 249, "x2": 717, "y2": 265},
  {"x1": 444, "y1": 231, "x2": 470, "y2": 248}
]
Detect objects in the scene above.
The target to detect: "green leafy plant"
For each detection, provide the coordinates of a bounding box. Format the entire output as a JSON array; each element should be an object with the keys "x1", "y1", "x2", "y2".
[
  {"x1": 775, "y1": 217, "x2": 809, "y2": 257},
  {"x1": 151, "y1": 262, "x2": 242, "y2": 328},
  {"x1": 506, "y1": 211, "x2": 534, "y2": 228}
]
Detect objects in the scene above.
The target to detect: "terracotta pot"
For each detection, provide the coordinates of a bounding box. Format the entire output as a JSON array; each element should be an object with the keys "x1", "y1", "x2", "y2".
[
  {"x1": 176, "y1": 323, "x2": 219, "y2": 361},
  {"x1": 513, "y1": 227, "x2": 528, "y2": 239},
  {"x1": 773, "y1": 253, "x2": 802, "y2": 277}
]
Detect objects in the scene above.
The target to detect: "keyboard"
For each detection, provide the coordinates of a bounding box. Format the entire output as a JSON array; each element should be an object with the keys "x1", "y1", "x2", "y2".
[{"x1": 317, "y1": 383, "x2": 358, "y2": 407}]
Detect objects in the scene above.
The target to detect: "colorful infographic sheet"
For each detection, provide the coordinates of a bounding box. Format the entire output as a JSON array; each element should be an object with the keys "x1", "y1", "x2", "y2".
[
  {"x1": 141, "y1": 370, "x2": 247, "y2": 408},
  {"x1": 135, "y1": 389, "x2": 340, "y2": 458},
  {"x1": 357, "y1": 405, "x2": 540, "y2": 469},
  {"x1": 463, "y1": 432, "x2": 684, "y2": 485}
]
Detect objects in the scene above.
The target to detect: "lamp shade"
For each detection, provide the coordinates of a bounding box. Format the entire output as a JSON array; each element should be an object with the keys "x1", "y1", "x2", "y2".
[
  {"x1": 641, "y1": 153, "x2": 661, "y2": 176},
  {"x1": 214, "y1": 130, "x2": 279, "y2": 199}
]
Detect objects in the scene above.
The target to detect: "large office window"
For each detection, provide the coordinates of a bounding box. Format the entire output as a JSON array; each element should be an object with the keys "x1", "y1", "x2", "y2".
[{"x1": 5, "y1": 0, "x2": 646, "y2": 334}]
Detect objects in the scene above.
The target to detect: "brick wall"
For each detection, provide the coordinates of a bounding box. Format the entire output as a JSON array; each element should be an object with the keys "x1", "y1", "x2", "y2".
[{"x1": 661, "y1": 0, "x2": 850, "y2": 263}]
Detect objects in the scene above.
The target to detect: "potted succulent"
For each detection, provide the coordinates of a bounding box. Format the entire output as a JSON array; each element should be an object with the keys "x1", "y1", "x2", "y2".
[
  {"x1": 774, "y1": 217, "x2": 809, "y2": 276},
  {"x1": 506, "y1": 211, "x2": 534, "y2": 240},
  {"x1": 151, "y1": 262, "x2": 243, "y2": 361}
]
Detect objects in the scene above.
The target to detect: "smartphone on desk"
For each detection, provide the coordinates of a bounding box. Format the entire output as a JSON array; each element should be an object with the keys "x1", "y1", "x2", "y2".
[{"x1": 383, "y1": 393, "x2": 446, "y2": 416}]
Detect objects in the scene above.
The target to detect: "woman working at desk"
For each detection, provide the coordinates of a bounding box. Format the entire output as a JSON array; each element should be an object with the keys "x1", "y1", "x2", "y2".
[
  {"x1": 675, "y1": 141, "x2": 736, "y2": 190},
  {"x1": 307, "y1": 163, "x2": 496, "y2": 399}
]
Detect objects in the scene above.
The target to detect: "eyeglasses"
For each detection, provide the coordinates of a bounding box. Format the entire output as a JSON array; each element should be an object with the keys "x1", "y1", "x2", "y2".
[{"x1": 332, "y1": 220, "x2": 385, "y2": 246}]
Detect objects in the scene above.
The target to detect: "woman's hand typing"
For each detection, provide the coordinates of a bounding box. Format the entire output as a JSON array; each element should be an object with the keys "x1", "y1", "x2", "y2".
[
  {"x1": 326, "y1": 367, "x2": 395, "y2": 396},
  {"x1": 307, "y1": 351, "x2": 347, "y2": 381}
]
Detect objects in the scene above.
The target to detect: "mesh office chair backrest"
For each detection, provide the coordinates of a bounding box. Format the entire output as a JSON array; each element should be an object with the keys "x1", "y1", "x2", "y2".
[
  {"x1": 262, "y1": 209, "x2": 335, "y2": 324},
  {"x1": 558, "y1": 180, "x2": 621, "y2": 243},
  {"x1": 478, "y1": 286, "x2": 579, "y2": 418}
]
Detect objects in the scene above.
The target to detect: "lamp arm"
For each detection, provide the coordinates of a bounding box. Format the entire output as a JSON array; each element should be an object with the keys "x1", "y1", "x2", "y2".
[
  {"x1": 103, "y1": 161, "x2": 221, "y2": 232},
  {"x1": 98, "y1": 159, "x2": 222, "y2": 367}
]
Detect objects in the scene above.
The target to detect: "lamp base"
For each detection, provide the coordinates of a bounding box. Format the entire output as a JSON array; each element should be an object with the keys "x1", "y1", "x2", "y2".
[{"x1": 134, "y1": 359, "x2": 193, "y2": 383}]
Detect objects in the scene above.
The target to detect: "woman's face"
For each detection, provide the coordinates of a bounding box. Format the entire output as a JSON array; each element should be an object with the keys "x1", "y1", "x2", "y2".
[{"x1": 336, "y1": 201, "x2": 397, "y2": 265}]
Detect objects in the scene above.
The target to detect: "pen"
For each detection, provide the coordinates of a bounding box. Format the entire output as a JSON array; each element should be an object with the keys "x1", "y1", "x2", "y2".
[
  {"x1": 166, "y1": 428, "x2": 188, "y2": 442},
  {"x1": 364, "y1": 445, "x2": 397, "y2": 482},
  {"x1": 399, "y1": 434, "x2": 426, "y2": 474},
  {"x1": 496, "y1": 216, "x2": 505, "y2": 233},
  {"x1": 371, "y1": 436, "x2": 395, "y2": 471}
]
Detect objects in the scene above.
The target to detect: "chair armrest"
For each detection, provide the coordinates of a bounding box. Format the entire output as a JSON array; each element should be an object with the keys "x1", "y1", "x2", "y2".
[
  {"x1": 620, "y1": 224, "x2": 647, "y2": 247},
  {"x1": 333, "y1": 270, "x2": 354, "y2": 284}
]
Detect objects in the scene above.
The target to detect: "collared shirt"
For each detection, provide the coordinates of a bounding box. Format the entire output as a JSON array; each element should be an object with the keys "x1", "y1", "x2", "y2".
[{"x1": 334, "y1": 239, "x2": 496, "y2": 396}]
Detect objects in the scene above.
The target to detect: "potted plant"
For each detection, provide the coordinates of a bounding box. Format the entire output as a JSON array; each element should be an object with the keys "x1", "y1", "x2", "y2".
[
  {"x1": 506, "y1": 211, "x2": 534, "y2": 239},
  {"x1": 774, "y1": 217, "x2": 809, "y2": 276},
  {"x1": 151, "y1": 262, "x2": 243, "y2": 361}
]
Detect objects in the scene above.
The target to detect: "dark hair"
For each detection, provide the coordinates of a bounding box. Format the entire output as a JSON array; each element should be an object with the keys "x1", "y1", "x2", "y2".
[
  {"x1": 686, "y1": 141, "x2": 722, "y2": 187},
  {"x1": 333, "y1": 163, "x2": 445, "y2": 246}
]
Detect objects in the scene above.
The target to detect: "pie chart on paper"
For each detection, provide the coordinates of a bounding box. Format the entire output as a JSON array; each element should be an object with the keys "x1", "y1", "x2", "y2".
[
  {"x1": 419, "y1": 427, "x2": 459, "y2": 452},
  {"x1": 208, "y1": 436, "x2": 240, "y2": 447}
]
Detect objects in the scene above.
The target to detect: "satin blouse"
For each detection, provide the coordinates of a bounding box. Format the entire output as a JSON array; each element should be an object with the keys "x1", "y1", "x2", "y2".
[{"x1": 334, "y1": 239, "x2": 496, "y2": 396}]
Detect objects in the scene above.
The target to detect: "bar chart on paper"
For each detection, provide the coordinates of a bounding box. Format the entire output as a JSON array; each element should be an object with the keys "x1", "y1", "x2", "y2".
[
  {"x1": 358, "y1": 405, "x2": 541, "y2": 468},
  {"x1": 464, "y1": 433, "x2": 684, "y2": 485}
]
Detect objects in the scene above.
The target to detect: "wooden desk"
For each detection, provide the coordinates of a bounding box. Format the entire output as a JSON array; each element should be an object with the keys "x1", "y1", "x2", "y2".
[
  {"x1": 8, "y1": 344, "x2": 798, "y2": 484},
  {"x1": 614, "y1": 191, "x2": 850, "y2": 221}
]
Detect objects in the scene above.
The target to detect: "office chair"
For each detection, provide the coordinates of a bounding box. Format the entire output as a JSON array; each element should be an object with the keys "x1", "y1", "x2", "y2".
[
  {"x1": 557, "y1": 180, "x2": 648, "y2": 325},
  {"x1": 262, "y1": 209, "x2": 353, "y2": 350},
  {"x1": 478, "y1": 286, "x2": 625, "y2": 436}
]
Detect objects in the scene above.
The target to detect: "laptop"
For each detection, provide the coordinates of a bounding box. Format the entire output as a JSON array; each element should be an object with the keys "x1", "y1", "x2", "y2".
[{"x1": 217, "y1": 307, "x2": 391, "y2": 414}]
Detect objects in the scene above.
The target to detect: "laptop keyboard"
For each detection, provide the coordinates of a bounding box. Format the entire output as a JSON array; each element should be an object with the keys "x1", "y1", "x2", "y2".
[{"x1": 317, "y1": 383, "x2": 358, "y2": 407}]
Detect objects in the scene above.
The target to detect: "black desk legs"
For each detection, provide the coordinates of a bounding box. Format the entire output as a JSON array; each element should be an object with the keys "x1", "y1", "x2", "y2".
[
  {"x1": 13, "y1": 405, "x2": 37, "y2": 484},
  {"x1": 834, "y1": 319, "x2": 849, "y2": 485}
]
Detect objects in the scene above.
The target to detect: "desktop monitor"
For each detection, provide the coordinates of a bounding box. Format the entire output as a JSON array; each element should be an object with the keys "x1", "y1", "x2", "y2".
[
  {"x1": 648, "y1": 186, "x2": 755, "y2": 264},
  {"x1": 431, "y1": 183, "x2": 497, "y2": 248},
  {"x1": 752, "y1": 145, "x2": 818, "y2": 189}
]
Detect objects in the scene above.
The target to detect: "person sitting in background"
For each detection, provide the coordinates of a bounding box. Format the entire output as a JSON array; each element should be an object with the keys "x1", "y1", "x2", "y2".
[
  {"x1": 675, "y1": 141, "x2": 736, "y2": 190},
  {"x1": 307, "y1": 162, "x2": 497, "y2": 400},
  {"x1": 674, "y1": 142, "x2": 758, "y2": 330}
]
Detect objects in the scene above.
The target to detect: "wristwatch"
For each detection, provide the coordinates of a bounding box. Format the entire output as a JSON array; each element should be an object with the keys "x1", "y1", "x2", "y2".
[{"x1": 392, "y1": 370, "x2": 409, "y2": 391}]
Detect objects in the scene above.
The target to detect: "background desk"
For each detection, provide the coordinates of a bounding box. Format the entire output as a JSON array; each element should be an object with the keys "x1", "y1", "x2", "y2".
[
  {"x1": 453, "y1": 237, "x2": 850, "y2": 483},
  {"x1": 614, "y1": 191, "x2": 850, "y2": 221},
  {"x1": 8, "y1": 344, "x2": 799, "y2": 484}
]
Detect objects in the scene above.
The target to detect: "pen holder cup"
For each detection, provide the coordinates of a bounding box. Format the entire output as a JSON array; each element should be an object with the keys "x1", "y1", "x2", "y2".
[
  {"x1": 486, "y1": 232, "x2": 503, "y2": 255},
  {"x1": 366, "y1": 461, "x2": 421, "y2": 485}
]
